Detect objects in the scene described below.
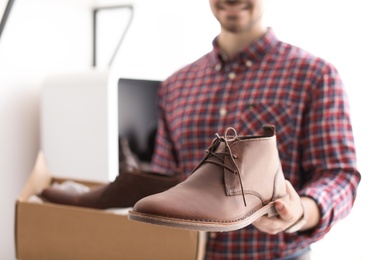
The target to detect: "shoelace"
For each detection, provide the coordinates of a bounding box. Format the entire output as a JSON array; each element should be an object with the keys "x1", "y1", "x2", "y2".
[{"x1": 194, "y1": 127, "x2": 247, "y2": 206}]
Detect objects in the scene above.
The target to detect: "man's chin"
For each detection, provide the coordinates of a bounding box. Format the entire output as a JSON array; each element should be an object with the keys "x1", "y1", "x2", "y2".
[
  {"x1": 220, "y1": 18, "x2": 244, "y2": 33},
  {"x1": 222, "y1": 23, "x2": 246, "y2": 33}
]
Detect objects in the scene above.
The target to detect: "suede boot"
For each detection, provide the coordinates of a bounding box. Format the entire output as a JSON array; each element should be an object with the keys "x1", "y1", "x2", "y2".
[{"x1": 128, "y1": 125, "x2": 286, "y2": 232}]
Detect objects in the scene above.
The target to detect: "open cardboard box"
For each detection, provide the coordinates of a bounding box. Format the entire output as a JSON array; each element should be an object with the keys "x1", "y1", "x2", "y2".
[{"x1": 15, "y1": 152, "x2": 207, "y2": 260}]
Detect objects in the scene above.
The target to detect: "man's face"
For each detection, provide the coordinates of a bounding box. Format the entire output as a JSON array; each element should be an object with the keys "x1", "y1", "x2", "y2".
[{"x1": 209, "y1": 0, "x2": 265, "y2": 33}]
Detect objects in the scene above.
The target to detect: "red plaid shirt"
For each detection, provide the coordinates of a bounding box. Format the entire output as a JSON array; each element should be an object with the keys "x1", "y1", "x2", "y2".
[{"x1": 151, "y1": 28, "x2": 361, "y2": 260}]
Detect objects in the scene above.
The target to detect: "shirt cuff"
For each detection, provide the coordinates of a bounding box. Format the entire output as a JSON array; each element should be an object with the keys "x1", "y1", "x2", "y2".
[{"x1": 297, "y1": 187, "x2": 333, "y2": 240}]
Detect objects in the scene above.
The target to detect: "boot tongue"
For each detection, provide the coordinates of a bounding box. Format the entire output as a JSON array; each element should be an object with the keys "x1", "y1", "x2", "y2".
[
  {"x1": 215, "y1": 140, "x2": 226, "y2": 153},
  {"x1": 214, "y1": 136, "x2": 240, "y2": 153},
  {"x1": 214, "y1": 136, "x2": 241, "y2": 156}
]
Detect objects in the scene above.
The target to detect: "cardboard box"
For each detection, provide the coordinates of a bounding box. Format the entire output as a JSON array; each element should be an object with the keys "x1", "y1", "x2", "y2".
[{"x1": 15, "y1": 152, "x2": 207, "y2": 260}]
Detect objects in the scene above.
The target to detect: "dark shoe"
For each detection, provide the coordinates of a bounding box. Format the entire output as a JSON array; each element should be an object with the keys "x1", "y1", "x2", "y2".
[
  {"x1": 128, "y1": 125, "x2": 286, "y2": 232},
  {"x1": 40, "y1": 137, "x2": 182, "y2": 209},
  {"x1": 41, "y1": 169, "x2": 182, "y2": 209}
]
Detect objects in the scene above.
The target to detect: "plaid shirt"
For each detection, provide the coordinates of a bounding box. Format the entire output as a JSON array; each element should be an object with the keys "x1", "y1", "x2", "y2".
[{"x1": 151, "y1": 28, "x2": 361, "y2": 260}]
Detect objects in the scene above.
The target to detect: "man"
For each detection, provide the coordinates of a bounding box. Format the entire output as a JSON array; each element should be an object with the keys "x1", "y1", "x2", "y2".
[{"x1": 150, "y1": 0, "x2": 361, "y2": 259}]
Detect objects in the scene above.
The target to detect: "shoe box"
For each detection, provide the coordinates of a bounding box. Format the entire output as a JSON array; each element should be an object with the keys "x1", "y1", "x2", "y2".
[{"x1": 15, "y1": 152, "x2": 207, "y2": 260}]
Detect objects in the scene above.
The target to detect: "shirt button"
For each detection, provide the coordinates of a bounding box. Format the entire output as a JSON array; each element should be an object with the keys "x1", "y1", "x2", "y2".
[
  {"x1": 228, "y1": 72, "x2": 236, "y2": 80},
  {"x1": 209, "y1": 232, "x2": 217, "y2": 239},
  {"x1": 245, "y1": 60, "x2": 253, "y2": 67},
  {"x1": 219, "y1": 107, "x2": 227, "y2": 116},
  {"x1": 215, "y1": 63, "x2": 222, "y2": 71}
]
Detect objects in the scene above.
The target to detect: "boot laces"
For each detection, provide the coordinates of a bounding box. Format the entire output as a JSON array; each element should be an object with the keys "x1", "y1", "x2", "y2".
[{"x1": 197, "y1": 127, "x2": 247, "y2": 206}]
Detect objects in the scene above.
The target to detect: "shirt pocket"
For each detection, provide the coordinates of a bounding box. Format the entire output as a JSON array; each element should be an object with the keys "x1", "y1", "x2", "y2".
[{"x1": 238, "y1": 102, "x2": 296, "y2": 161}]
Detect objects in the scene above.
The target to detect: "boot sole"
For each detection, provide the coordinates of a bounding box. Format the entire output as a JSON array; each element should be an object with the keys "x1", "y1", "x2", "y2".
[{"x1": 128, "y1": 202, "x2": 278, "y2": 232}]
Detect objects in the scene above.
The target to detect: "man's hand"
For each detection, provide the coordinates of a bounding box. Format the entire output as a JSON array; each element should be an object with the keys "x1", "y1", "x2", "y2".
[{"x1": 252, "y1": 180, "x2": 319, "y2": 234}]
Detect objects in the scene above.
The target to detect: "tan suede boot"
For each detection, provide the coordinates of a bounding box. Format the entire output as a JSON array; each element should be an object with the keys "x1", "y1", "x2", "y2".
[{"x1": 128, "y1": 125, "x2": 287, "y2": 232}]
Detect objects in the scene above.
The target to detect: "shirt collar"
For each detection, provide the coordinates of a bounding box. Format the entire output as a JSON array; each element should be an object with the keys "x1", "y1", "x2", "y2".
[{"x1": 210, "y1": 27, "x2": 279, "y2": 66}]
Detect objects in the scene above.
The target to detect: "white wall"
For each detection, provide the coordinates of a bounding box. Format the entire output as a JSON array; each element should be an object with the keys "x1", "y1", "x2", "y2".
[
  {"x1": 0, "y1": 0, "x2": 91, "y2": 259},
  {"x1": 110, "y1": 0, "x2": 219, "y2": 80},
  {"x1": 1, "y1": 0, "x2": 389, "y2": 259}
]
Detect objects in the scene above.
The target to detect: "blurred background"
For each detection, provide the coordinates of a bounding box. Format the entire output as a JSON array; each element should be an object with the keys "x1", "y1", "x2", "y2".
[{"x1": 1, "y1": 0, "x2": 389, "y2": 259}]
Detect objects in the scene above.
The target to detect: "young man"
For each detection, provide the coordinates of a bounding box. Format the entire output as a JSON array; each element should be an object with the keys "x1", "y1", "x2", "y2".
[{"x1": 150, "y1": 0, "x2": 361, "y2": 259}]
